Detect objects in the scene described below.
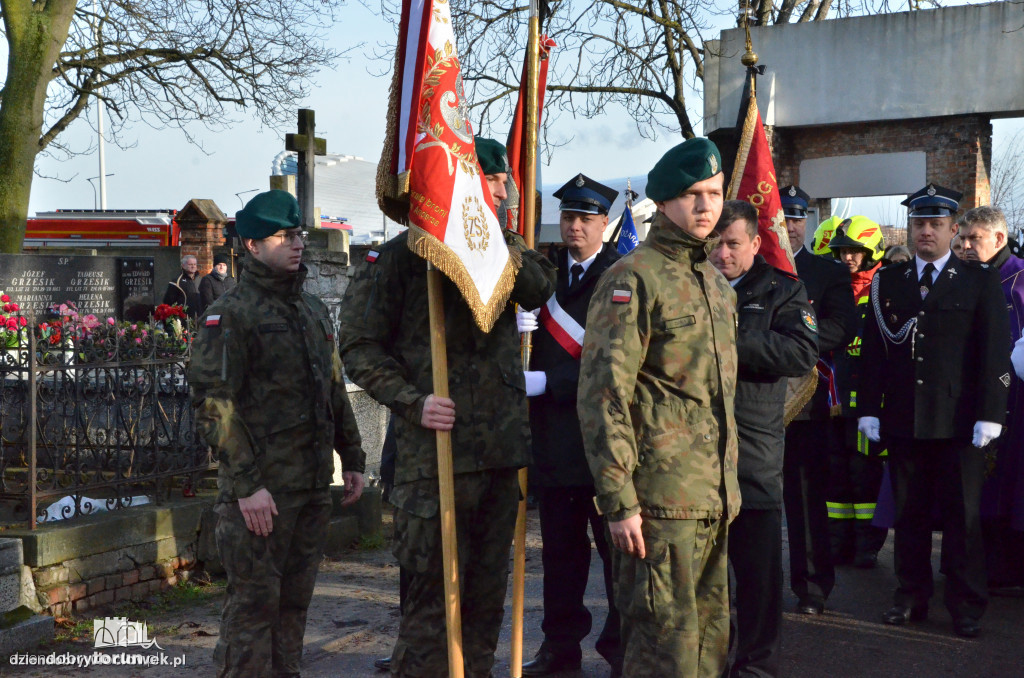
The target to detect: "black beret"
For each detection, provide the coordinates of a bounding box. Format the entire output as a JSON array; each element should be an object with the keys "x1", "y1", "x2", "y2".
[
  {"x1": 235, "y1": 190, "x2": 301, "y2": 240},
  {"x1": 646, "y1": 138, "x2": 723, "y2": 202},
  {"x1": 474, "y1": 136, "x2": 509, "y2": 175}
]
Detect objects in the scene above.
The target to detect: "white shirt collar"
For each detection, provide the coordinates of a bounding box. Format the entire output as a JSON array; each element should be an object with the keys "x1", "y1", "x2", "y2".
[
  {"x1": 569, "y1": 250, "x2": 600, "y2": 276},
  {"x1": 915, "y1": 250, "x2": 952, "y2": 281},
  {"x1": 794, "y1": 246, "x2": 806, "y2": 257}
]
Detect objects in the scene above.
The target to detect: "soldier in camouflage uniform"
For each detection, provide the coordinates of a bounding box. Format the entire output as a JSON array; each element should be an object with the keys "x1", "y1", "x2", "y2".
[
  {"x1": 189, "y1": 190, "x2": 366, "y2": 678},
  {"x1": 338, "y1": 138, "x2": 556, "y2": 678},
  {"x1": 578, "y1": 138, "x2": 740, "y2": 678}
]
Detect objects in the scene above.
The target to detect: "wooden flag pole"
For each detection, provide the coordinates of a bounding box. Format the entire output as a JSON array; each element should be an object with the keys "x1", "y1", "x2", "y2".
[
  {"x1": 427, "y1": 263, "x2": 465, "y2": 678},
  {"x1": 512, "y1": 3, "x2": 541, "y2": 676}
]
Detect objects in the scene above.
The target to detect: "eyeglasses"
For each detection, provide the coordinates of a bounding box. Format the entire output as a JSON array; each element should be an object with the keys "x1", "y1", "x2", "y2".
[{"x1": 265, "y1": 230, "x2": 308, "y2": 245}]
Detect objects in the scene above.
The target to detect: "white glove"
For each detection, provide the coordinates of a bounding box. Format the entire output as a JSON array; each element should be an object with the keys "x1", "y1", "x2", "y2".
[
  {"x1": 858, "y1": 416, "x2": 881, "y2": 443},
  {"x1": 1012, "y1": 331, "x2": 1024, "y2": 380},
  {"x1": 517, "y1": 308, "x2": 540, "y2": 333},
  {"x1": 524, "y1": 371, "x2": 547, "y2": 397},
  {"x1": 973, "y1": 420, "x2": 1003, "y2": 448}
]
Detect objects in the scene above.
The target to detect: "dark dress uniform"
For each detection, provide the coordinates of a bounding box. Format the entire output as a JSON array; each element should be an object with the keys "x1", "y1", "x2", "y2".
[
  {"x1": 783, "y1": 247, "x2": 856, "y2": 609},
  {"x1": 527, "y1": 241, "x2": 622, "y2": 673},
  {"x1": 728, "y1": 255, "x2": 819, "y2": 678},
  {"x1": 860, "y1": 254, "x2": 1011, "y2": 627}
]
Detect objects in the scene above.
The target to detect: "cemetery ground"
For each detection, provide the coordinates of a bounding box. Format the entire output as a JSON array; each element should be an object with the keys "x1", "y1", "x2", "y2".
[{"x1": 4, "y1": 512, "x2": 1024, "y2": 677}]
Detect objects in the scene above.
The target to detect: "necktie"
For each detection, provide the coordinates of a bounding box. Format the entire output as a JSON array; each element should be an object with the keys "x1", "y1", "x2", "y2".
[
  {"x1": 920, "y1": 262, "x2": 936, "y2": 299},
  {"x1": 569, "y1": 263, "x2": 584, "y2": 290}
]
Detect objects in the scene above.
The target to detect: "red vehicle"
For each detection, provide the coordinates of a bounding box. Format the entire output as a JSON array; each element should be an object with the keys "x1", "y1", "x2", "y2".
[{"x1": 24, "y1": 210, "x2": 179, "y2": 248}]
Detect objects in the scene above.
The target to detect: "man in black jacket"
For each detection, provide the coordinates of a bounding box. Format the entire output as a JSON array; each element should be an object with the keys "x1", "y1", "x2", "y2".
[
  {"x1": 198, "y1": 253, "x2": 236, "y2": 317},
  {"x1": 779, "y1": 186, "x2": 857, "y2": 615},
  {"x1": 860, "y1": 184, "x2": 1012, "y2": 638},
  {"x1": 163, "y1": 254, "x2": 201, "y2": 320},
  {"x1": 519, "y1": 174, "x2": 623, "y2": 678},
  {"x1": 711, "y1": 200, "x2": 819, "y2": 677}
]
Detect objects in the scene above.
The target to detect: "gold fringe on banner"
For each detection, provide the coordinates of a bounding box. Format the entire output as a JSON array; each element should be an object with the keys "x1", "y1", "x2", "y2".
[
  {"x1": 727, "y1": 90, "x2": 758, "y2": 201},
  {"x1": 784, "y1": 369, "x2": 819, "y2": 426},
  {"x1": 408, "y1": 225, "x2": 520, "y2": 333},
  {"x1": 376, "y1": 49, "x2": 412, "y2": 226}
]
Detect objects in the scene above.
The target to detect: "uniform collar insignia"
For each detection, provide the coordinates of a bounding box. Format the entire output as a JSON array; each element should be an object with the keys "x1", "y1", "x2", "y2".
[{"x1": 904, "y1": 267, "x2": 912, "y2": 278}]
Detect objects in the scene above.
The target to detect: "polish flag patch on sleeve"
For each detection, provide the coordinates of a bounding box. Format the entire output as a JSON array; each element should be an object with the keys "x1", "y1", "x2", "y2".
[
  {"x1": 205, "y1": 315, "x2": 221, "y2": 327},
  {"x1": 611, "y1": 289, "x2": 632, "y2": 304},
  {"x1": 366, "y1": 250, "x2": 380, "y2": 263}
]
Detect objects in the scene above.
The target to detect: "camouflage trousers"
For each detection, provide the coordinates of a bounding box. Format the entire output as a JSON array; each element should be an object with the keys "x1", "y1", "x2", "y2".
[
  {"x1": 213, "y1": 488, "x2": 331, "y2": 678},
  {"x1": 613, "y1": 516, "x2": 730, "y2": 678},
  {"x1": 389, "y1": 468, "x2": 519, "y2": 678}
]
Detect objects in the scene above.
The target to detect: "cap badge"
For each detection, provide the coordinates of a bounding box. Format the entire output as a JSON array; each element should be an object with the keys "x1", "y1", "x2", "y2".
[
  {"x1": 575, "y1": 175, "x2": 585, "y2": 188},
  {"x1": 708, "y1": 154, "x2": 718, "y2": 174},
  {"x1": 788, "y1": 187, "x2": 797, "y2": 197},
  {"x1": 927, "y1": 185, "x2": 937, "y2": 196}
]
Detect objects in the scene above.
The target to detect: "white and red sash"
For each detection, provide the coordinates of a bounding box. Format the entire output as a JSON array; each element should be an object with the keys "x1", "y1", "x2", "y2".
[{"x1": 539, "y1": 293, "x2": 585, "y2": 359}]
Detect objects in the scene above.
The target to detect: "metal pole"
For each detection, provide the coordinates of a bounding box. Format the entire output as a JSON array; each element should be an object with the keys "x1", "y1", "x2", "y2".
[
  {"x1": 28, "y1": 314, "x2": 37, "y2": 530},
  {"x1": 94, "y1": 0, "x2": 108, "y2": 209}
]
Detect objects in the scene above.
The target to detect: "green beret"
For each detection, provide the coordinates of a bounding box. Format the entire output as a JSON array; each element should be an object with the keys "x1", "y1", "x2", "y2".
[
  {"x1": 474, "y1": 136, "x2": 509, "y2": 175},
  {"x1": 235, "y1": 190, "x2": 301, "y2": 239},
  {"x1": 646, "y1": 138, "x2": 723, "y2": 202}
]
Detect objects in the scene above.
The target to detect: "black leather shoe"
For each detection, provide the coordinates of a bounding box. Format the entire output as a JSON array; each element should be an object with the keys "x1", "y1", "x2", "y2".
[
  {"x1": 373, "y1": 656, "x2": 391, "y2": 672},
  {"x1": 953, "y1": 617, "x2": 981, "y2": 638},
  {"x1": 797, "y1": 599, "x2": 824, "y2": 615},
  {"x1": 521, "y1": 649, "x2": 582, "y2": 676},
  {"x1": 882, "y1": 604, "x2": 928, "y2": 625}
]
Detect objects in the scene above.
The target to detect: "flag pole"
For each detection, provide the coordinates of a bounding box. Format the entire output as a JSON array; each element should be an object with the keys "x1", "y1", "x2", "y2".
[
  {"x1": 427, "y1": 262, "x2": 465, "y2": 678},
  {"x1": 512, "y1": 2, "x2": 541, "y2": 676}
]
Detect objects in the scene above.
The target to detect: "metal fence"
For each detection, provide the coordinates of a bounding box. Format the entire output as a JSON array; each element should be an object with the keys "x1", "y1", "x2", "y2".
[{"x1": 0, "y1": 316, "x2": 211, "y2": 528}]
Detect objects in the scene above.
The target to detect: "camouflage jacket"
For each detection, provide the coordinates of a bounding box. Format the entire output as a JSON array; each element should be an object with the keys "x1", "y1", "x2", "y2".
[
  {"x1": 189, "y1": 257, "x2": 364, "y2": 503},
  {"x1": 337, "y1": 231, "x2": 556, "y2": 503},
  {"x1": 578, "y1": 212, "x2": 740, "y2": 523}
]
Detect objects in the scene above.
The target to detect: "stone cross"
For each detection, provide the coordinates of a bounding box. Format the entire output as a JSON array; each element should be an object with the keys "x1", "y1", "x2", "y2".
[{"x1": 285, "y1": 109, "x2": 327, "y2": 231}]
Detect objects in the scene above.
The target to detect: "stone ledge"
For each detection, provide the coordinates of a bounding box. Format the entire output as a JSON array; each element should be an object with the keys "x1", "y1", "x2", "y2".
[
  {"x1": 5, "y1": 494, "x2": 213, "y2": 568},
  {"x1": 0, "y1": 614, "x2": 54, "y2": 655}
]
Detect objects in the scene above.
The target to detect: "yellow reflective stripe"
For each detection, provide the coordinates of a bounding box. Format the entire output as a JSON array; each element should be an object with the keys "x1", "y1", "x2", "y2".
[
  {"x1": 853, "y1": 503, "x2": 876, "y2": 519},
  {"x1": 850, "y1": 390, "x2": 857, "y2": 408},
  {"x1": 857, "y1": 432, "x2": 870, "y2": 455},
  {"x1": 827, "y1": 502, "x2": 855, "y2": 519}
]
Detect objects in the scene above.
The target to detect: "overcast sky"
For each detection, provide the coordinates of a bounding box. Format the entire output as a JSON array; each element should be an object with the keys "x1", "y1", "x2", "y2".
[{"x1": 17, "y1": 2, "x2": 1024, "y2": 228}]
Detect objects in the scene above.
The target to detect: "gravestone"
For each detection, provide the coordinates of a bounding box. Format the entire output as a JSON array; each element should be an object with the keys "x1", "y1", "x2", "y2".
[
  {"x1": 0, "y1": 254, "x2": 155, "y2": 320},
  {"x1": 0, "y1": 539, "x2": 52, "y2": 654}
]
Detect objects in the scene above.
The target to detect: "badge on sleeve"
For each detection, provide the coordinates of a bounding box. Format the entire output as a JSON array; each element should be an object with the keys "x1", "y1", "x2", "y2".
[
  {"x1": 366, "y1": 250, "x2": 380, "y2": 263},
  {"x1": 800, "y1": 309, "x2": 818, "y2": 332},
  {"x1": 205, "y1": 315, "x2": 221, "y2": 327},
  {"x1": 611, "y1": 289, "x2": 632, "y2": 304}
]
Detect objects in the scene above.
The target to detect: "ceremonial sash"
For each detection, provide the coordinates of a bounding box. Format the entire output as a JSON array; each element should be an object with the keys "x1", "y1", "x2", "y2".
[
  {"x1": 539, "y1": 293, "x2": 585, "y2": 359},
  {"x1": 815, "y1": 356, "x2": 841, "y2": 416}
]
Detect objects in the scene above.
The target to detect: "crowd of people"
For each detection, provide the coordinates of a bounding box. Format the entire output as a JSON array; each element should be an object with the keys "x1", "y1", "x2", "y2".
[{"x1": 187, "y1": 134, "x2": 1024, "y2": 678}]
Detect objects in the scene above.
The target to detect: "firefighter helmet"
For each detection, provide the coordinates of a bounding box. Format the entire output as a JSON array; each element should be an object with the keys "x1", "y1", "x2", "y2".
[
  {"x1": 812, "y1": 216, "x2": 843, "y2": 255},
  {"x1": 829, "y1": 215, "x2": 886, "y2": 262}
]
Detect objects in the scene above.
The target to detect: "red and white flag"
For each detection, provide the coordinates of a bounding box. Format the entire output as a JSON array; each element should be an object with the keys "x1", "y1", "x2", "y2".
[
  {"x1": 727, "y1": 87, "x2": 795, "y2": 274},
  {"x1": 377, "y1": 0, "x2": 517, "y2": 332},
  {"x1": 505, "y1": 35, "x2": 556, "y2": 236}
]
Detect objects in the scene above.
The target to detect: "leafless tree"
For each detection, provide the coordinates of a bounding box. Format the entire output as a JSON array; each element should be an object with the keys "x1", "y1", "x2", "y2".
[
  {"x1": 991, "y1": 128, "x2": 1024, "y2": 240},
  {"x1": 0, "y1": 0, "x2": 352, "y2": 253}
]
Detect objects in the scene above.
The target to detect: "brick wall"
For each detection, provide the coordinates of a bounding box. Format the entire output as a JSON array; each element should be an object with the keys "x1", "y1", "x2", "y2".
[
  {"x1": 33, "y1": 551, "x2": 197, "y2": 618},
  {"x1": 770, "y1": 114, "x2": 993, "y2": 218}
]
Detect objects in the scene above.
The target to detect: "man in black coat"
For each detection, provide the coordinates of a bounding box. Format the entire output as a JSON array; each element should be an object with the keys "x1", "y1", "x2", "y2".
[
  {"x1": 859, "y1": 184, "x2": 1012, "y2": 638},
  {"x1": 519, "y1": 174, "x2": 623, "y2": 678},
  {"x1": 779, "y1": 186, "x2": 857, "y2": 615},
  {"x1": 198, "y1": 252, "x2": 236, "y2": 317},
  {"x1": 163, "y1": 254, "x2": 201, "y2": 320},
  {"x1": 711, "y1": 200, "x2": 819, "y2": 677}
]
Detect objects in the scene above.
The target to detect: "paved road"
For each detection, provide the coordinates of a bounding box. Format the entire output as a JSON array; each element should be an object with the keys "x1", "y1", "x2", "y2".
[{"x1": 5, "y1": 512, "x2": 1023, "y2": 677}]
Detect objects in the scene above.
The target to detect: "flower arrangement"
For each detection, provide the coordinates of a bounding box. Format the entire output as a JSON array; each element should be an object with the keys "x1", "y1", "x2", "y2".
[
  {"x1": 1, "y1": 292, "x2": 29, "y2": 349},
  {"x1": 0, "y1": 293, "x2": 192, "y2": 365}
]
